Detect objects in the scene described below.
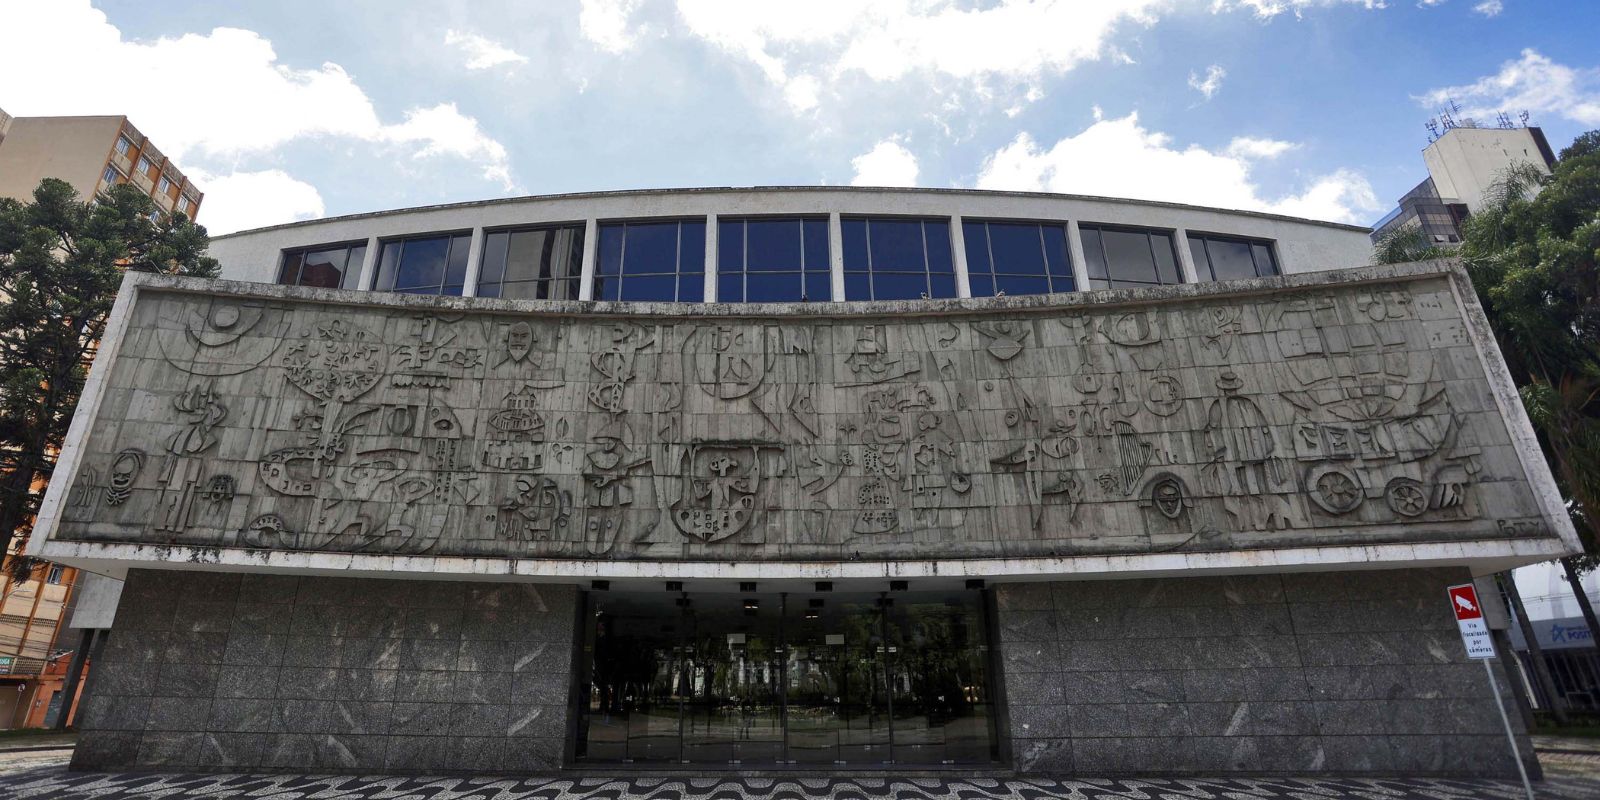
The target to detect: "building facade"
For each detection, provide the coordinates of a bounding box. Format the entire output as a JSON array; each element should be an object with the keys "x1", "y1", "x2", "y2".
[
  {"x1": 0, "y1": 554, "x2": 81, "y2": 728},
  {"x1": 1371, "y1": 125, "x2": 1556, "y2": 247},
  {"x1": 29, "y1": 187, "x2": 1575, "y2": 776},
  {"x1": 0, "y1": 110, "x2": 203, "y2": 221}
]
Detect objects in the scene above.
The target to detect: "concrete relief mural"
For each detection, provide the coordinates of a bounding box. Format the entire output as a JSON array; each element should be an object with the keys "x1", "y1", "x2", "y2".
[{"x1": 54, "y1": 277, "x2": 1549, "y2": 561}]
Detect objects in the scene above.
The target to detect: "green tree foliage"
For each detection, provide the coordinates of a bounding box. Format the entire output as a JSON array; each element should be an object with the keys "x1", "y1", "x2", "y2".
[
  {"x1": 1459, "y1": 132, "x2": 1600, "y2": 563},
  {"x1": 0, "y1": 178, "x2": 217, "y2": 578},
  {"x1": 1371, "y1": 225, "x2": 1451, "y2": 266}
]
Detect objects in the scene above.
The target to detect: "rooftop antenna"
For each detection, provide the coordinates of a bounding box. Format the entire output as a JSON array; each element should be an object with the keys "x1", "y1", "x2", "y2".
[
  {"x1": 1440, "y1": 108, "x2": 1457, "y2": 130},
  {"x1": 1425, "y1": 119, "x2": 1440, "y2": 142},
  {"x1": 1519, "y1": 110, "x2": 1531, "y2": 127},
  {"x1": 1497, "y1": 112, "x2": 1513, "y2": 129},
  {"x1": 1449, "y1": 97, "x2": 1462, "y2": 117}
]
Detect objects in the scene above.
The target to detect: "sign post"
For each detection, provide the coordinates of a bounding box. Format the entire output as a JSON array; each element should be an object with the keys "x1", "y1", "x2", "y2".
[{"x1": 1448, "y1": 582, "x2": 1534, "y2": 800}]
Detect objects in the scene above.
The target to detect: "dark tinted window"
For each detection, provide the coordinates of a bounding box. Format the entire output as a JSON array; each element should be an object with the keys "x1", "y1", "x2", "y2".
[
  {"x1": 277, "y1": 242, "x2": 366, "y2": 290},
  {"x1": 595, "y1": 220, "x2": 706, "y2": 302},
  {"x1": 963, "y1": 220, "x2": 1075, "y2": 297},
  {"x1": 718, "y1": 217, "x2": 831, "y2": 303},
  {"x1": 1080, "y1": 225, "x2": 1182, "y2": 290},
  {"x1": 842, "y1": 217, "x2": 955, "y2": 301},
  {"x1": 1187, "y1": 233, "x2": 1280, "y2": 282},
  {"x1": 478, "y1": 224, "x2": 584, "y2": 301},
  {"x1": 372, "y1": 234, "x2": 471, "y2": 296}
]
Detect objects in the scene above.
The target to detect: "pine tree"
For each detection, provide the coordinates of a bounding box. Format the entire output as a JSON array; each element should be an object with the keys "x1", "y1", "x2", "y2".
[{"x1": 0, "y1": 178, "x2": 218, "y2": 578}]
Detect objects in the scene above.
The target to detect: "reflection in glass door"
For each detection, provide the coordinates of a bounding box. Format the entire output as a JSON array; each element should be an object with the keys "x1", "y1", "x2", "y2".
[
  {"x1": 681, "y1": 595, "x2": 784, "y2": 764},
  {"x1": 575, "y1": 588, "x2": 997, "y2": 767},
  {"x1": 785, "y1": 593, "x2": 893, "y2": 764}
]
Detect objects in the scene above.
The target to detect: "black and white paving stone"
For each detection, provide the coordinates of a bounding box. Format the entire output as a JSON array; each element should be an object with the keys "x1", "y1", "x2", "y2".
[{"x1": 3, "y1": 767, "x2": 1600, "y2": 800}]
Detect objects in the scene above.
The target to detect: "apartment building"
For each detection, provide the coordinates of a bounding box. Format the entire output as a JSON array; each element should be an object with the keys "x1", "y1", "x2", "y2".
[{"x1": 0, "y1": 109, "x2": 203, "y2": 221}]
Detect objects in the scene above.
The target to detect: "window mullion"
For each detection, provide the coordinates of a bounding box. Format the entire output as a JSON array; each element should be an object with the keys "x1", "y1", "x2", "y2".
[
  {"x1": 984, "y1": 223, "x2": 997, "y2": 289},
  {"x1": 1038, "y1": 224, "x2": 1049, "y2": 293},
  {"x1": 864, "y1": 219, "x2": 874, "y2": 300},
  {"x1": 617, "y1": 223, "x2": 628, "y2": 299}
]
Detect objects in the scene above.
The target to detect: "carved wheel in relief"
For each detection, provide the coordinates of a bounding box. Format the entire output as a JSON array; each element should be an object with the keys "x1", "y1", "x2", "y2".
[
  {"x1": 1308, "y1": 467, "x2": 1363, "y2": 515},
  {"x1": 1385, "y1": 477, "x2": 1429, "y2": 518}
]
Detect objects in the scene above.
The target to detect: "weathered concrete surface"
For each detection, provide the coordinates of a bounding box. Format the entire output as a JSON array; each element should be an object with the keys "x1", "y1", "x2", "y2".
[
  {"x1": 995, "y1": 566, "x2": 1541, "y2": 778},
  {"x1": 35, "y1": 263, "x2": 1572, "y2": 570},
  {"x1": 71, "y1": 570, "x2": 575, "y2": 773}
]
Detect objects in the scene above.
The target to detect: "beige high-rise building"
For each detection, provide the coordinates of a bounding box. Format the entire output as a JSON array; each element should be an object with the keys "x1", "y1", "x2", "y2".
[{"x1": 0, "y1": 109, "x2": 203, "y2": 220}]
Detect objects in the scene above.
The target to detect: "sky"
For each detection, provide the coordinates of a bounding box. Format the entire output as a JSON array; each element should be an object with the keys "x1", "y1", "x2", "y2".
[{"x1": 2, "y1": 0, "x2": 1598, "y2": 236}]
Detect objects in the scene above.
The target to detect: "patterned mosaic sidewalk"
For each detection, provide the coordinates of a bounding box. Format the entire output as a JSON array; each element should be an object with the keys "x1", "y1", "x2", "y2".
[{"x1": 3, "y1": 764, "x2": 1599, "y2": 800}]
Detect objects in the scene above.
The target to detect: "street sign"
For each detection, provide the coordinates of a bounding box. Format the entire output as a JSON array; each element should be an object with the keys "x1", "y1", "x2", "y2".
[
  {"x1": 1449, "y1": 580, "x2": 1535, "y2": 800},
  {"x1": 1447, "y1": 583, "x2": 1495, "y2": 659}
]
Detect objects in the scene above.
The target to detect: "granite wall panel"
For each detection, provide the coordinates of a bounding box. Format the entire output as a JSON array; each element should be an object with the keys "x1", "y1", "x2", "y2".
[
  {"x1": 72, "y1": 569, "x2": 576, "y2": 774},
  {"x1": 996, "y1": 566, "x2": 1539, "y2": 778}
]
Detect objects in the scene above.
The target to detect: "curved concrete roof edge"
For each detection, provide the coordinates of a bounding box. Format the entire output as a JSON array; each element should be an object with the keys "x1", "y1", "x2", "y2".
[{"x1": 210, "y1": 184, "x2": 1374, "y2": 240}]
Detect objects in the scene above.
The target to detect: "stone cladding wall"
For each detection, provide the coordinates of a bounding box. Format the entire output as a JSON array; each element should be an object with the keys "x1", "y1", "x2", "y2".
[
  {"x1": 72, "y1": 569, "x2": 575, "y2": 773},
  {"x1": 995, "y1": 566, "x2": 1538, "y2": 777}
]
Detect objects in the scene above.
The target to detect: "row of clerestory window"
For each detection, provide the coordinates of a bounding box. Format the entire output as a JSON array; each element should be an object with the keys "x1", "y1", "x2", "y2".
[{"x1": 276, "y1": 217, "x2": 1278, "y2": 301}]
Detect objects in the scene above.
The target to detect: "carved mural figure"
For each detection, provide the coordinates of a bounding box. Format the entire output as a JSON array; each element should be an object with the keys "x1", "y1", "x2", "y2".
[
  {"x1": 159, "y1": 301, "x2": 288, "y2": 376},
  {"x1": 671, "y1": 443, "x2": 778, "y2": 542},
  {"x1": 104, "y1": 449, "x2": 144, "y2": 507},
  {"x1": 497, "y1": 475, "x2": 572, "y2": 545},
  {"x1": 1201, "y1": 371, "x2": 1293, "y2": 531},
  {"x1": 154, "y1": 384, "x2": 227, "y2": 536}
]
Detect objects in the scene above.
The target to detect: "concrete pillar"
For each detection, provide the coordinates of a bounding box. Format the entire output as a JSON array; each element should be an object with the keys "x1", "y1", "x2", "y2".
[
  {"x1": 828, "y1": 212, "x2": 846, "y2": 302},
  {"x1": 1491, "y1": 626, "x2": 1538, "y2": 733},
  {"x1": 703, "y1": 214, "x2": 718, "y2": 303},
  {"x1": 1499, "y1": 571, "x2": 1568, "y2": 723},
  {"x1": 1173, "y1": 227, "x2": 1201, "y2": 284},
  {"x1": 579, "y1": 219, "x2": 599, "y2": 301},
  {"x1": 352, "y1": 236, "x2": 381, "y2": 291},
  {"x1": 460, "y1": 227, "x2": 486, "y2": 298},
  {"x1": 950, "y1": 214, "x2": 972, "y2": 299},
  {"x1": 1065, "y1": 220, "x2": 1092, "y2": 292},
  {"x1": 52, "y1": 628, "x2": 94, "y2": 731}
]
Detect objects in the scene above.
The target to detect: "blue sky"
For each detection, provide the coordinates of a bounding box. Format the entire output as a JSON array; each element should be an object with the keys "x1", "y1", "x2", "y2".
[{"x1": 3, "y1": 0, "x2": 1598, "y2": 235}]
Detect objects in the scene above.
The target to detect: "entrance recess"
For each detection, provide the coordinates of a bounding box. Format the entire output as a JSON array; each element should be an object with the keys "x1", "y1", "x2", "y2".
[{"x1": 573, "y1": 588, "x2": 998, "y2": 766}]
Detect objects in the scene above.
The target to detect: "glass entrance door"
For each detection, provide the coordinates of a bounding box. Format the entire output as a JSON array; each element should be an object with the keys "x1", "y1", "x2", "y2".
[
  {"x1": 575, "y1": 588, "x2": 997, "y2": 767},
  {"x1": 785, "y1": 592, "x2": 893, "y2": 764},
  {"x1": 681, "y1": 594, "x2": 783, "y2": 764}
]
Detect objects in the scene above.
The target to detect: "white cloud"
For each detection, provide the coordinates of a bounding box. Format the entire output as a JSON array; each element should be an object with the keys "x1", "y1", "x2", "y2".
[
  {"x1": 975, "y1": 111, "x2": 1379, "y2": 223},
  {"x1": 187, "y1": 169, "x2": 325, "y2": 236},
  {"x1": 0, "y1": 2, "x2": 516, "y2": 191},
  {"x1": 1225, "y1": 136, "x2": 1297, "y2": 159},
  {"x1": 380, "y1": 104, "x2": 515, "y2": 187},
  {"x1": 1419, "y1": 49, "x2": 1600, "y2": 126},
  {"x1": 443, "y1": 29, "x2": 529, "y2": 70},
  {"x1": 1188, "y1": 64, "x2": 1226, "y2": 100},
  {"x1": 783, "y1": 75, "x2": 822, "y2": 113},
  {"x1": 851, "y1": 139, "x2": 920, "y2": 187},
  {"x1": 1473, "y1": 0, "x2": 1504, "y2": 16},
  {"x1": 666, "y1": 0, "x2": 1167, "y2": 114},
  {"x1": 580, "y1": 0, "x2": 646, "y2": 53},
  {"x1": 575, "y1": 1, "x2": 1388, "y2": 116},
  {"x1": 1213, "y1": 0, "x2": 1388, "y2": 19}
]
